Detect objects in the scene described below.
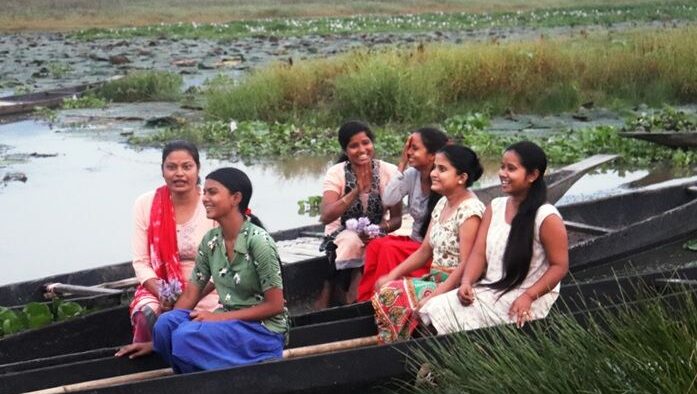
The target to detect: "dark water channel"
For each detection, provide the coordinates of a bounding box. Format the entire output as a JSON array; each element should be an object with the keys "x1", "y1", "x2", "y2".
[{"x1": 1, "y1": 115, "x2": 678, "y2": 285}]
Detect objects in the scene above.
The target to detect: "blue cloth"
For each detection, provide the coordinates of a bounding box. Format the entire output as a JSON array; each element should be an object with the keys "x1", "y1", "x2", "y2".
[{"x1": 152, "y1": 309, "x2": 284, "y2": 374}]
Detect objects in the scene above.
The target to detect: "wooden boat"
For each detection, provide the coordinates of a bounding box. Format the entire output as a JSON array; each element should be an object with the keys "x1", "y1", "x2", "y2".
[
  {"x1": 2, "y1": 173, "x2": 696, "y2": 366},
  {"x1": 618, "y1": 131, "x2": 697, "y2": 148},
  {"x1": 0, "y1": 81, "x2": 109, "y2": 117},
  {"x1": 0, "y1": 154, "x2": 616, "y2": 308},
  {"x1": 1, "y1": 265, "x2": 694, "y2": 394}
]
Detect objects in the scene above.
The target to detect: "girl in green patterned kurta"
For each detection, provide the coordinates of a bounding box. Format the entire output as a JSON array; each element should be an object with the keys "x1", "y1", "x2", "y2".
[{"x1": 151, "y1": 167, "x2": 288, "y2": 374}]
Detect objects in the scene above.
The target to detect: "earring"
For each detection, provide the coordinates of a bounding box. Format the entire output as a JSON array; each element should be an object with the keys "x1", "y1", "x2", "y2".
[{"x1": 458, "y1": 180, "x2": 463, "y2": 185}]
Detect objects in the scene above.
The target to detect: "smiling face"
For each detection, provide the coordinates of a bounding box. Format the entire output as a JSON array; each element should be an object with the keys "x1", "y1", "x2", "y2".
[
  {"x1": 407, "y1": 132, "x2": 436, "y2": 170},
  {"x1": 345, "y1": 131, "x2": 374, "y2": 167},
  {"x1": 499, "y1": 150, "x2": 539, "y2": 197},
  {"x1": 430, "y1": 152, "x2": 468, "y2": 195},
  {"x1": 161, "y1": 149, "x2": 199, "y2": 194},
  {"x1": 202, "y1": 178, "x2": 241, "y2": 221}
]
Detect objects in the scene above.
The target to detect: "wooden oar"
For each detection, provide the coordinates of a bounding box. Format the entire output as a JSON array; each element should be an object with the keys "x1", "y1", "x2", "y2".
[
  {"x1": 44, "y1": 283, "x2": 123, "y2": 297},
  {"x1": 27, "y1": 335, "x2": 379, "y2": 394}
]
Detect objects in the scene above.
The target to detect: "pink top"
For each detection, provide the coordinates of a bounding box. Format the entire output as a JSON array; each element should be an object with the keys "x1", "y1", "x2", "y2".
[
  {"x1": 132, "y1": 190, "x2": 219, "y2": 312},
  {"x1": 322, "y1": 159, "x2": 398, "y2": 234}
]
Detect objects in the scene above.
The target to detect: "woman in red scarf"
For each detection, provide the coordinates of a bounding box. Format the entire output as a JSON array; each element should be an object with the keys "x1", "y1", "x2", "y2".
[{"x1": 117, "y1": 141, "x2": 218, "y2": 358}]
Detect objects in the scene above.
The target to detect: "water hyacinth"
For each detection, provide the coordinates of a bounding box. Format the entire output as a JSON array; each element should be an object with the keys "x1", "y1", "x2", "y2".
[
  {"x1": 158, "y1": 279, "x2": 182, "y2": 304},
  {"x1": 346, "y1": 217, "x2": 382, "y2": 239}
]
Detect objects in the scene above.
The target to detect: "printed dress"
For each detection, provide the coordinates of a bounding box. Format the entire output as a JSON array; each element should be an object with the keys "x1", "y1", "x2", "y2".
[
  {"x1": 152, "y1": 221, "x2": 288, "y2": 374},
  {"x1": 419, "y1": 197, "x2": 562, "y2": 334},
  {"x1": 372, "y1": 197, "x2": 485, "y2": 343}
]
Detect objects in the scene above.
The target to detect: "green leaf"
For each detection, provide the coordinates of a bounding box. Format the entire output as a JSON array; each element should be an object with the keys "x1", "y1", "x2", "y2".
[
  {"x1": 0, "y1": 308, "x2": 25, "y2": 336},
  {"x1": 683, "y1": 239, "x2": 697, "y2": 251},
  {"x1": 56, "y1": 301, "x2": 85, "y2": 321},
  {"x1": 23, "y1": 303, "x2": 53, "y2": 329}
]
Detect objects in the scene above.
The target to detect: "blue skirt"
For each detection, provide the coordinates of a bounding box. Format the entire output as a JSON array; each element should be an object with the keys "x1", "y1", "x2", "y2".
[{"x1": 152, "y1": 309, "x2": 284, "y2": 374}]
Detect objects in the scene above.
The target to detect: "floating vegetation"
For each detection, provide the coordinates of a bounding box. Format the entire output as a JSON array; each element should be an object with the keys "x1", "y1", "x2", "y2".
[
  {"x1": 96, "y1": 71, "x2": 183, "y2": 102},
  {"x1": 128, "y1": 111, "x2": 697, "y2": 168},
  {"x1": 71, "y1": 3, "x2": 697, "y2": 40},
  {"x1": 0, "y1": 300, "x2": 86, "y2": 337},
  {"x1": 404, "y1": 287, "x2": 696, "y2": 394},
  {"x1": 625, "y1": 106, "x2": 697, "y2": 132},
  {"x1": 297, "y1": 195, "x2": 322, "y2": 216},
  {"x1": 61, "y1": 95, "x2": 109, "y2": 109}
]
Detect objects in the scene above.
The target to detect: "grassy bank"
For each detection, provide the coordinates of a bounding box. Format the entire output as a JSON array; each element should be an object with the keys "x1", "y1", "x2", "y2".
[
  {"x1": 69, "y1": 2, "x2": 697, "y2": 40},
  {"x1": 204, "y1": 27, "x2": 697, "y2": 124},
  {"x1": 404, "y1": 287, "x2": 696, "y2": 394},
  {"x1": 1, "y1": 1, "x2": 688, "y2": 33}
]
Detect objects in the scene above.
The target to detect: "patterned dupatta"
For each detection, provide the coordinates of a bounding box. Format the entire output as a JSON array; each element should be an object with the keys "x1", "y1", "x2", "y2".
[{"x1": 129, "y1": 185, "x2": 186, "y2": 318}]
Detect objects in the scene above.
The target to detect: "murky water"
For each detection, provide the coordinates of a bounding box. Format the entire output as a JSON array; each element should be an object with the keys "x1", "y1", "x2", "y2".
[
  {"x1": 0, "y1": 117, "x2": 669, "y2": 285},
  {"x1": 0, "y1": 120, "x2": 327, "y2": 285}
]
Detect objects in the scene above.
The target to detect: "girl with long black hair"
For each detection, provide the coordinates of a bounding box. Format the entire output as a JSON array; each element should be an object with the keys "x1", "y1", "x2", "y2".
[
  {"x1": 420, "y1": 141, "x2": 568, "y2": 333},
  {"x1": 356, "y1": 127, "x2": 449, "y2": 301}
]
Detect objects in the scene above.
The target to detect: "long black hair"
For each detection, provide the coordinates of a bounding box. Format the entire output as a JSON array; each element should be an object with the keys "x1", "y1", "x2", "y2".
[
  {"x1": 336, "y1": 120, "x2": 375, "y2": 164},
  {"x1": 485, "y1": 141, "x2": 547, "y2": 295},
  {"x1": 206, "y1": 167, "x2": 265, "y2": 229},
  {"x1": 414, "y1": 127, "x2": 449, "y2": 239}
]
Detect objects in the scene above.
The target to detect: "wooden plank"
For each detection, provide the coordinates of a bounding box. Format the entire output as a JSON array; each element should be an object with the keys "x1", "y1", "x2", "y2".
[{"x1": 563, "y1": 220, "x2": 612, "y2": 235}]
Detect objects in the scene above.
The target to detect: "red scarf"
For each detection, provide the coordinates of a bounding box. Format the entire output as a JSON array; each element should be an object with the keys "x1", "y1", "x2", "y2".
[{"x1": 129, "y1": 186, "x2": 186, "y2": 317}]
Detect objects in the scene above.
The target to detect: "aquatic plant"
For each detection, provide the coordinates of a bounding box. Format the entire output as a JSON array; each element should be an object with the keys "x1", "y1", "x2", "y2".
[
  {"x1": 97, "y1": 71, "x2": 182, "y2": 102},
  {"x1": 402, "y1": 286, "x2": 697, "y2": 394},
  {"x1": 61, "y1": 95, "x2": 109, "y2": 109},
  {"x1": 625, "y1": 106, "x2": 697, "y2": 133},
  {"x1": 128, "y1": 112, "x2": 697, "y2": 168},
  {"x1": 67, "y1": 2, "x2": 697, "y2": 40},
  {"x1": 0, "y1": 300, "x2": 86, "y2": 337}
]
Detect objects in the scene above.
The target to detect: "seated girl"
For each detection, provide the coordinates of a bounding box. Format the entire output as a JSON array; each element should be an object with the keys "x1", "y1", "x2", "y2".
[
  {"x1": 420, "y1": 141, "x2": 569, "y2": 333},
  {"x1": 150, "y1": 167, "x2": 288, "y2": 373},
  {"x1": 117, "y1": 140, "x2": 218, "y2": 358},
  {"x1": 357, "y1": 127, "x2": 449, "y2": 302},
  {"x1": 372, "y1": 145, "x2": 484, "y2": 343},
  {"x1": 317, "y1": 120, "x2": 402, "y2": 307}
]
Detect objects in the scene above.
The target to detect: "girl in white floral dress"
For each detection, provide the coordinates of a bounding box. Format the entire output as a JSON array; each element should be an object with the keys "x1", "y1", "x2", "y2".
[
  {"x1": 372, "y1": 145, "x2": 485, "y2": 343},
  {"x1": 420, "y1": 141, "x2": 569, "y2": 333}
]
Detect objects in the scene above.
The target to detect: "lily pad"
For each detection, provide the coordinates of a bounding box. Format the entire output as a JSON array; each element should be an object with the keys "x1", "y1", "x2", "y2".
[{"x1": 683, "y1": 239, "x2": 697, "y2": 251}]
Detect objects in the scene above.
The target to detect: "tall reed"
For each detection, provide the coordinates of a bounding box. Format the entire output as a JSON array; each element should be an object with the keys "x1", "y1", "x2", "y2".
[
  {"x1": 403, "y1": 287, "x2": 696, "y2": 393},
  {"x1": 205, "y1": 27, "x2": 697, "y2": 125},
  {"x1": 97, "y1": 71, "x2": 183, "y2": 102}
]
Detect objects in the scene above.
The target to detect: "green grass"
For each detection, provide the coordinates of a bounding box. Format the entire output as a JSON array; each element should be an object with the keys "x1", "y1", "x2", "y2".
[
  {"x1": 96, "y1": 71, "x2": 183, "y2": 102},
  {"x1": 202, "y1": 26, "x2": 697, "y2": 125},
  {"x1": 1, "y1": 1, "x2": 688, "y2": 33},
  {"x1": 402, "y1": 287, "x2": 697, "y2": 393}
]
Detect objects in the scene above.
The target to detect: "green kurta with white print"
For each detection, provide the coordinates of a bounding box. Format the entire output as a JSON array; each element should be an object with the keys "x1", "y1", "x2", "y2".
[{"x1": 191, "y1": 221, "x2": 288, "y2": 336}]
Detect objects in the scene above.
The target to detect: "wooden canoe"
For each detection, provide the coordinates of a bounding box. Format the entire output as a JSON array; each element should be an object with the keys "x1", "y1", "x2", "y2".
[
  {"x1": 0, "y1": 81, "x2": 108, "y2": 117},
  {"x1": 1, "y1": 265, "x2": 694, "y2": 394},
  {"x1": 618, "y1": 131, "x2": 697, "y2": 148},
  {"x1": 1, "y1": 175, "x2": 696, "y2": 365},
  {"x1": 0, "y1": 154, "x2": 616, "y2": 308}
]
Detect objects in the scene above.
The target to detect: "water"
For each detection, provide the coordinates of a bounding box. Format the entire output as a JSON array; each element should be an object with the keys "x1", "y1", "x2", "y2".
[
  {"x1": 0, "y1": 120, "x2": 324, "y2": 285},
  {"x1": 0, "y1": 119, "x2": 675, "y2": 285}
]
